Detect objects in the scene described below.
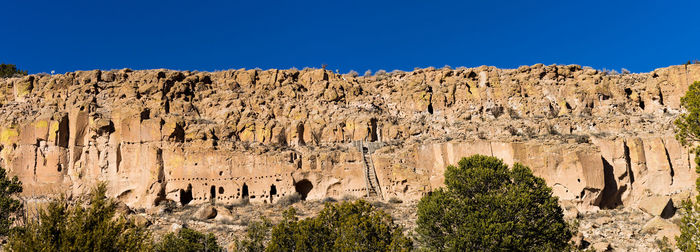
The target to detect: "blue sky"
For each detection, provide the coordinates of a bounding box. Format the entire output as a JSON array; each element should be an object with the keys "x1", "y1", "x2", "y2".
[{"x1": 2, "y1": 0, "x2": 699, "y2": 74}]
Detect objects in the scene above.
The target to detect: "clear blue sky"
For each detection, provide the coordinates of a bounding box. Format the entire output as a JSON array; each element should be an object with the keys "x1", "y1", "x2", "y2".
[{"x1": 2, "y1": 0, "x2": 699, "y2": 74}]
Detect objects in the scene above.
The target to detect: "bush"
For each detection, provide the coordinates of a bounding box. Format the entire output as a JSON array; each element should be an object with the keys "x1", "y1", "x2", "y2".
[
  {"x1": 675, "y1": 81, "x2": 700, "y2": 147},
  {"x1": 276, "y1": 193, "x2": 301, "y2": 207},
  {"x1": 0, "y1": 166, "x2": 22, "y2": 237},
  {"x1": 154, "y1": 227, "x2": 221, "y2": 252},
  {"x1": 0, "y1": 64, "x2": 27, "y2": 78},
  {"x1": 677, "y1": 199, "x2": 700, "y2": 251},
  {"x1": 266, "y1": 200, "x2": 413, "y2": 251},
  {"x1": 388, "y1": 197, "x2": 403, "y2": 204},
  {"x1": 416, "y1": 155, "x2": 572, "y2": 251},
  {"x1": 7, "y1": 183, "x2": 151, "y2": 251},
  {"x1": 235, "y1": 217, "x2": 272, "y2": 252},
  {"x1": 675, "y1": 81, "x2": 700, "y2": 251}
]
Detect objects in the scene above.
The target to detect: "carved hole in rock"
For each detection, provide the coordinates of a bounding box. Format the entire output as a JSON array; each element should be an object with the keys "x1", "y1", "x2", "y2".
[
  {"x1": 242, "y1": 183, "x2": 249, "y2": 199},
  {"x1": 297, "y1": 123, "x2": 305, "y2": 145},
  {"x1": 210, "y1": 185, "x2": 216, "y2": 201},
  {"x1": 600, "y1": 157, "x2": 622, "y2": 209},
  {"x1": 270, "y1": 184, "x2": 277, "y2": 202},
  {"x1": 180, "y1": 184, "x2": 193, "y2": 205},
  {"x1": 219, "y1": 171, "x2": 223, "y2": 176},
  {"x1": 219, "y1": 186, "x2": 224, "y2": 195},
  {"x1": 294, "y1": 179, "x2": 313, "y2": 200},
  {"x1": 57, "y1": 164, "x2": 62, "y2": 172},
  {"x1": 370, "y1": 118, "x2": 378, "y2": 142}
]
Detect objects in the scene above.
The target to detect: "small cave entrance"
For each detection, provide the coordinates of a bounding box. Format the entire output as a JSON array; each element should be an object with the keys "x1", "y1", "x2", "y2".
[
  {"x1": 296, "y1": 123, "x2": 305, "y2": 145},
  {"x1": 179, "y1": 184, "x2": 193, "y2": 205},
  {"x1": 210, "y1": 185, "x2": 216, "y2": 201},
  {"x1": 370, "y1": 118, "x2": 378, "y2": 142},
  {"x1": 242, "y1": 183, "x2": 249, "y2": 199},
  {"x1": 294, "y1": 179, "x2": 313, "y2": 200},
  {"x1": 269, "y1": 184, "x2": 277, "y2": 202}
]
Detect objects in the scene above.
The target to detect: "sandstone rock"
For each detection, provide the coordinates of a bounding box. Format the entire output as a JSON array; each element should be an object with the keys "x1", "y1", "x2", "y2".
[
  {"x1": 214, "y1": 207, "x2": 236, "y2": 223},
  {"x1": 642, "y1": 216, "x2": 681, "y2": 245},
  {"x1": 642, "y1": 216, "x2": 678, "y2": 234},
  {"x1": 591, "y1": 242, "x2": 611, "y2": 251},
  {"x1": 0, "y1": 65, "x2": 695, "y2": 215},
  {"x1": 129, "y1": 214, "x2": 152, "y2": 227},
  {"x1": 638, "y1": 195, "x2": 675, "y2": 218},
  {"x1": 594, "y1": 216, "x2": 612, "y2": 226},
  {"x1": 115, "y1": 201, "x2": 133, "y2": 216},
  {"x1": 169, "y1": 223, "x2": 182, "y2": 233},
  {"x1": 571, "y1": 232, "x2": 585, "y2": 249},
  {"x1": 560, "y1": 201, "x2": 580, "y2": 220},
  {"x1": 195, "y1": 205, "x2": 217, "y2": 220}
]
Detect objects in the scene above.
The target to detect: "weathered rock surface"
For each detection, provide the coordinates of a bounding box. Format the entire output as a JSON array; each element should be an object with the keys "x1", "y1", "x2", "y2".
[{"x1": 0, "y1": 64, "x2": 698, "y2": 215}]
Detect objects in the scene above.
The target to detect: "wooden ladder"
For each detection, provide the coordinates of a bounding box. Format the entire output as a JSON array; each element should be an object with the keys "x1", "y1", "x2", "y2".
[{"x1": 360, "y1": 141, "x2": 383, "y2": 199}]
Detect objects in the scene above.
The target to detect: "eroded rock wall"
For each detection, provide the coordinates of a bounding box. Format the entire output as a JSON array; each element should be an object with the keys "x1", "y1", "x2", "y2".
[{"x1": 1, "y1": 63, "x2": 699, "y2": 210}]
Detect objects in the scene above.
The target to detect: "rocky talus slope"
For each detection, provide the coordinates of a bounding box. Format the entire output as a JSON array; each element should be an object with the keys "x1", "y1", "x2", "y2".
[{"x1": 2, "y1": 64, "x2": 700, "y2": 248}]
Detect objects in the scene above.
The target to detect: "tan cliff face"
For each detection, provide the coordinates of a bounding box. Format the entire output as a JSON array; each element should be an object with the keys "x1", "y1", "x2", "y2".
[{"x1": 1, "y1": 64, "x2": 699, "y2": 212}]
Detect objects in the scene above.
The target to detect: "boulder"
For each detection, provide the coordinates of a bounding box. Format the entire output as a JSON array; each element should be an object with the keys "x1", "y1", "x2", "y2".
[
  {"x1": 638, "y1": 195, "x2": 675, "y2": 218},
  {"x1": 642, "y1": 216, "x2": 680, "y2": 245},
  {"x1": 129, "y1": 215, "x2": 152, "y2": 227},
  {"x1": 642, "y1": 216, "x2": 677, "y2": 234},
  {"x1": 214, "y1": 207, "x2": 236, "y2": 223},
  {"x1": 195, "y1": 205, "x2": 217, "y2": 220},
  {"x1": 169, "y1": 223, "x2": 183, "y2": 233},
  {"x1": 591, "y1": 242, "x2": 611, "y2": 251}
]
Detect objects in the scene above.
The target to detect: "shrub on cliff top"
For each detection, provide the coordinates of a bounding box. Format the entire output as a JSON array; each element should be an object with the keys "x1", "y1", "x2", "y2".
[
  {"x1": 0, "y1": 63, "x2": 27, "y2": 78},
  {"x1": 7, "y1": 183, "x2": 151, "y2": 251},
  {"x1": 0, "y1": 166, "x2": 22, "y2": 238},
  {"x1": 416, "y1": 155, "x2": 572, "y2": 251},
  {"x1": 674, "y1": 81, "x2": 700, "y2": 251}
]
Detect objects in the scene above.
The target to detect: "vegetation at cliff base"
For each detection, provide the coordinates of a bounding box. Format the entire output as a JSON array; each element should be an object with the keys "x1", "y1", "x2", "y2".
[
  {"x1": 0, "y1": 63, "x2": 27, "y2": 78},
  {"x1": 237, "y1": 200, "x2": 413, "y2": 251},
  {"x1": 0, "y1": 166, "x2": 23, "y2": 238},
  {"x1": 674, "y1": 81, "x2": 700, "y2": 251},
  {"x1": 416, "y1": 155, "x2": 572, "y2": 251},
  {"x1": 7, "y1": 183, "x2": 151, "y2": 251},
  {"x1": 154, "y1": 227, "x2": 221, "y2": 252}
]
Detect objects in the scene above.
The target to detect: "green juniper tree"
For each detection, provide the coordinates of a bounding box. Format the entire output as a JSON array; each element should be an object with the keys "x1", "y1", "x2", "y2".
[
  {"x1": 416, "y1": 155, "x2": 572, "y2": 251},
  {"x1": 0, "y1": 64, "x2": 27, "y2": 78},
  {"x1": 7, "y1": 183, "x2": 151, "y2": 251},
  {"x1": 675, "y1": 81, "x2": 700, "y2": 251},
  {"x1": 237, "y1": 200, "x2": 412, "y2": 251},
  {"x1": 0, "y1": 166, "x2": 22, "y2": 238},
  {"x1": 154, "y1": 227, "x2": 221, "y2": 252}
]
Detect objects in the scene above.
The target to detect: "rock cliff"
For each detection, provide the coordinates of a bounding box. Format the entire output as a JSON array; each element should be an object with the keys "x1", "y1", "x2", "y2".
[{"x1": 2, "y1": 64, "x2": 699, "y2": 213}]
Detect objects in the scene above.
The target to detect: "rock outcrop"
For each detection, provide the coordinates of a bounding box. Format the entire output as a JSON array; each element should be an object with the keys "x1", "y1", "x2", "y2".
[{"x1": 1, "y1": 64, "x2": 699, "y2": 212}]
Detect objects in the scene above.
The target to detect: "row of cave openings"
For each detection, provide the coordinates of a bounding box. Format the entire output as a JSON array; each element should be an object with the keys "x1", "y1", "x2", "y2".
[{"x1": 178, "y1": 179, "x2": 314, "y2": 205}]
